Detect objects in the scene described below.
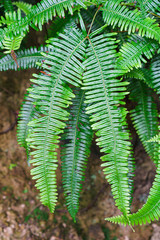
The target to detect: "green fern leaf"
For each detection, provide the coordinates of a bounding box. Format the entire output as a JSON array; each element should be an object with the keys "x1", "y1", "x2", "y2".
[
  {"x1": 129, "y1": 80, "x2": 159, "y2": 165},
  {"x1": 0, "y1": 46, "x2": 49, "y2": 71},
  {"x1": 102, "y1": 0, "x2": 160, "y2": 42},
  {"x1": 117, "y1": 35, "x2": 159, "y2": 71},
  {"x1": 17, "y1": 94, "x2": 39, "y2": 163},
  {"x1": 82, "y1": 32, "x2": 131, "y2": 221},
  {"x1": 141, "y1": 0, "x2": 160, "y2": 14},
  {"x1": 13, "y1": 2, "x2": 32, "y2": 15},
  {"x1": 25, "y1": 27, "x2": 86, "y2": 212},
  {"x1": 106, "y1": 144, "x2": 160, "y2": 225},
  {"x1": 61, "y1": 89, "x2": 93, "y2": 221},
  {"x1": 0, "y1": 8, "x2": 22, "y2": 26},
  {"x1": 150, "y1": 55, "x2": 160, "y2": 94},
  {"x1": 3, "y1": 35, "x2": 23, "y2": 54}
]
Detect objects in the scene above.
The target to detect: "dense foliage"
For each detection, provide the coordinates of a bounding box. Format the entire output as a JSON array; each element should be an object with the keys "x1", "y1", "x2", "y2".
[{"x1": 1, "y1": 0, "x2": 160, "y2": 228}]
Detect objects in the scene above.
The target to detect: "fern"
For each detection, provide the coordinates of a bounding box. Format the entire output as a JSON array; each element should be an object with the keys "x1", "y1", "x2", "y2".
[
  {"x1": 0, "y1": 0, "x2": 86, "y2": 48},
  {"x1": 142, "y1": 0, "x2": 160, "y2": 15},
  {"x1": 25, "y1": 27, "x2": 86, "y2": 212},
  {"x1": 117, "y1": 35, "x2": 159, "y2": 71},
  {"x1": 17, "y1": 94, "x2": 39, "y2": 163},
  {"x1": 102, "y1": 0, "x2": 160, "y2": 42},
  {"x1": 61, "y1": 89, "x2": 93, "y2": 220},
  {"x1": 83, "y1": 32, "x2": 131, "y2": 221},
  {"x1": 106, "y1": 140, "x2": 160, "y2": 226},
  {"x1": 129, "y1": 80, "x2": 159, "y2": 165},
  {"x1": 2, "y1": 0, "x2": 160, "y2": 228},
  {"x1": 13, "y1": 2, "x2": 32, "y2": 15},
  {"x1": 150, "y1": 55, "x2": 160, "y2": 94},
  {"x1": 0, "y1": 46, "x2": 49, "y2": 71}
]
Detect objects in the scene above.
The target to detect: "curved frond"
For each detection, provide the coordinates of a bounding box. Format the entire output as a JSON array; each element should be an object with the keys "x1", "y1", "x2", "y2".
[
  {"x1": 0, "y1": 0, "x2": 86, "y2": 48},
  {"x1": 106, "y1": 144, "x2": 160, "y2": 226},
  {"x1": 26, "y1": 27, "x2": 86, "y2": 212},
  {"x1": 83, "y1": 32, "x2": 131, "y2": 221},
  {"x1": 17, "y1": 94, "x2": 39, "y2": 163},
  {"x1": 0, "y1": 46, "x2": 49, "y2": 71},
  {"x1": 150, "y1": 55, "x2": 160, "y2": 94},
  {"x1": 117, "y1": 35, "x2": 159, "y2": 71},
  {"x1": 102, "y1": 0, "x2": 160, "y2": 42},
  {"x1": 61, "y1": 89, "x2": 93, "y2": 221},
  {"x1": 129, "y1": 80, "x2": 159, "y2": 165}
]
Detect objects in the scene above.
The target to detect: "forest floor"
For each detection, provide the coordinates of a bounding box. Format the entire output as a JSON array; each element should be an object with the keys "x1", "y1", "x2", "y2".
[{"x1": 0, "y1": 69, "x2": 160, "y2": 240}]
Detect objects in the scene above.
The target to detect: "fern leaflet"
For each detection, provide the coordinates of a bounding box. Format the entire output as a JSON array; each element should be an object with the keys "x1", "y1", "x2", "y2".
[
  {"x1": 25, "y1": 27, "x2": 86, "y2": 212},
  {"x1": 61, "y1": 89, "x2": 93, "y2": 221},
  {"x1": 83, "y1": 32, "x2": 131, "y2": 221},
  {"x1": 129, "y1": 80, "x2": 159, "y2": 165},
  {"x1": 102, "y1": 0, "x2": 160, "y2": 42}
]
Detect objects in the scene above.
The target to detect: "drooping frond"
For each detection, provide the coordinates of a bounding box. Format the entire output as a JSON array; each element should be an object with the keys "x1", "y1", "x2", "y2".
[
  {"x1": 0, "y1": 46, "x2": 49, "y2": 71},
  {"x1": 61, "y1": 89, "x2": 93, "y2": 221},
  {"x1": 106, "y1": 142, "x2": 160, "y2": 226},
  {"x1": 102, "y1": 0, "x2": 160, "y2": 42},
  {"x1": 150, "y1": 55, "x2": 160, "y2": 94},
  {"x1": 117, "y1": 36, "x2": 159, "y2": 71},
  {"x1": 17, "y1": 94, "x2": 39, "y2": 163},
  {"x1": 0, "y1": 0, "x2": 86, "y2": 48},
  {"x1": 82, "y1": 32, "x2": 131, "y2": 221},
  {"x1": 25, "y1": 27, "x2": 86, "y2": 212},
  {"x1": 129, "y1": 80, "x2": 159, "y2": 165}
]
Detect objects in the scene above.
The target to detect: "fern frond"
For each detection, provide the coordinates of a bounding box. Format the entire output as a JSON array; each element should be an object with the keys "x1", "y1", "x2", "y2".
[
  {"x1": 13, "y1": 2, "x2": 32, "y2": 15},
  {"x1": 0, "y1": 0, "x2": 86, "y2": 49},
  {"x1": 147, "y1": 133, "x2": 160, "y2": 143},
  {"x1": 1, "y1": 8, "x2": 22, "y2": 26},
  {"x1": 117, "y1": 36, "x2": 159, "y2": 71},
  {"x1": 3, "y1": 35, "x2": 23, "y2": 54},
  {"x1": 102, "y1": 0, "x2": 160, "y2": 42},
  {"x1": 0, "y1": 46, "x2": 49, "y2": 71},
  {"x1": 129, "y1": 80, "x2": 159, "y2": 165},
  {"x1": 143, "y1": 0, "x2": 160, "y2": 15},
  {"x1": 83, "y1": 32, "x2": 131, "y2": 221},
  {"x1": 61, "y1": 89, "x2": 93, "y2": 221},
  {"x1": 150, "y1": 55, "x2": 160, "y2": 94},
  {"x1": 17, "y1": 94, "x2": 39, "y2": 163},
  {"x1": 106, "y1": 143, "x2": 160, "y2": 225},
  {"x1": 125, "y1": 68, "x2": 146, "y2": 81},
  {"x1": 25, "y1": 27, "x2": 86, "y2": 212}
]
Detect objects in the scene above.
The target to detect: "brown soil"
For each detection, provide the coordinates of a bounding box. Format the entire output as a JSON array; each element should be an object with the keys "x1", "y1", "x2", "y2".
[{"x1": 0, "y1": 69, "x2": 159, "y2": 240}]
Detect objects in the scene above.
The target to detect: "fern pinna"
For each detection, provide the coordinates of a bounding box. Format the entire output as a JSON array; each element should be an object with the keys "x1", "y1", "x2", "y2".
[{"x1": 1, "y1": 0, "x2": 160, "y2": 228}]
